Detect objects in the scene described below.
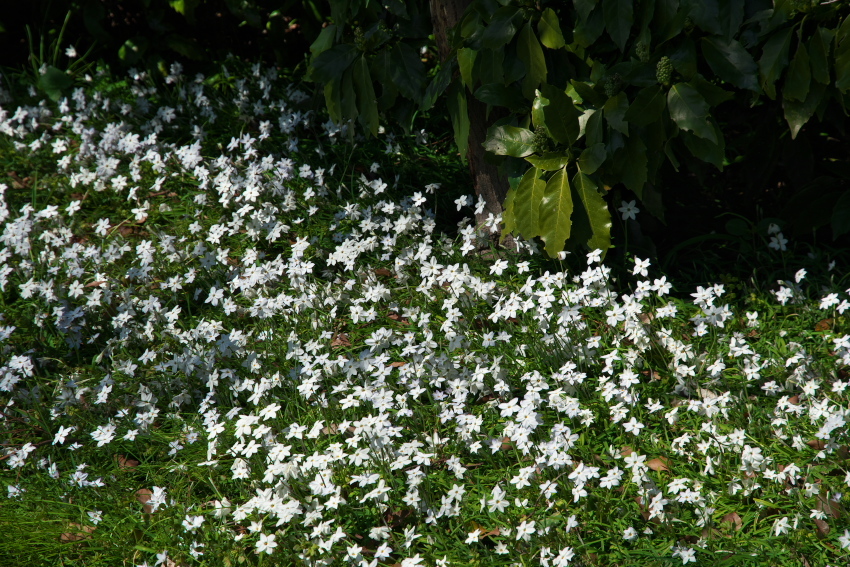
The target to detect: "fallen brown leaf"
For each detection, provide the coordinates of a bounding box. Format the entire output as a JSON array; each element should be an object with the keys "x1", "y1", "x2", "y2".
[
  {"x1": 136, "y1": 488, "x2": 153, "y2": 514},
  {"x1": 647, "y1": 457, "x2": 670, "y2": 472},
  {"x1": 721, "y1": 511, "x2": 743, "y2": 531},
  {"x1": 813, "y1": 518, "x2": 830, "y2": 538},
  {"x1": 815, "y1": 319, "x2": 833, "y2": 332},
  {"x1": 374, "y1": 268, "x2": 392, "y2": 278},
  {"x1": 331, "y1": 333, "x2": 351, "y2": 347},
  {"x1": 60, "y1": 523, "x2": 95, "y2": 542},
  {"x1": 115, "y1": 454, "x2": 139, "y2": 470}
]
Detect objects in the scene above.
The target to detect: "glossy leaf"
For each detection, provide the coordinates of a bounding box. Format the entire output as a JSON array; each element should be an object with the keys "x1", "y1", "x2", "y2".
[
  {"x1": 513, "y1": 166, "x2": 547, "y2": 239},
  {"x1": 541, "y1": 84, "x2": 581, "y2": 145},
  {"x1": 483, "y1": 125, "x2": 536, "y2": 157},
  {"x1": 518, "y1": 22, "x2": 547, "y2": 99},
  {"x1": 311, "y1": 44, "x2": 358, "y2": 84},
  {"x1": 579, "y1": 143, "x2": 607, "y2": 175},
  {"x1": 38, "y1": 66, "x2": 73, "y2": 101},
  {"x1": 501, "y1": 184, "x2": 519, "y2": 239},
  {"x1": 526, "y1": 152, "x2": 572, "y2": 171},
  {"x1": 689, "y1": 74, "x2": 735, "y2": 106},
  {"x1": 717, "y1": 0, "x2": 744, "y2": 41},
  {"x1": 539, "y1": 168, "x2": 575, "y2": 257},
  {"x1": 457, "y1": 48, "x2": 477, "y2": 89},
  {"x1": 621, "y1": 129, "x2": 647, "y2": 198},
  {"x1": 447, "y1": 82, "x2": 470, "y2": 162},
  {"x1": 309, "y1": 25, "x2": 336, "y2": 58},
  {"x1": 624, "y1": 85, "x2": 666, "y2": 127},
  {"x1": 688, "y1": 0, "x2": 720, "y2": 35},
  {"x1": 784, "y1": 42, "x2": 810, "y2": 102},
  {"x1": 353, "y1": 56, "x2": 378, "y2": 137},
  {"x1": 538, "y1": 8, "x2": 566, "y2": 49},
  {"x1": 783, "y1": 81, "x2": 825, "y2": 139},
  {"x1": 570, "y1": 79, "x2": 606, "y2": 107},
  {"x1": 482, "y1": 6, "x2": 522, "y2": 50},
  {"x1": 681, "y1": 121, "x2": 725, "y2": 170},
  {"x1": 808, "y1": 27, "x2": 834, "y2": 85},
  {"x1": 759, "y1": 28, "x2": 793, "y2": 100},
  {"x1": 532, "y1": 91, "x2": 549, "y2": 131},
  {"x1": 477, "y1": 48, "x2": 505, "y2": 86},
  {"x1": 700, "y1": 36, "x2": 759, "y2": 91},
  {"x1": 390, "y1": 43, "x2": 426, "y2": 103},
  {"x1": 574, "y1": 5, "x2": 606, "y2": 48},
  {"x1": 667, "y1": 83, "x2": 715, "y2": 143},
  {"x1": 573, "y1": 171, "x2": 612, "y2": 254},
  {"x1": 573, "y1": 0, "x2": 596, "y2": 23},
  {"x1": 603, "y1": 92, "x2": 630, "y2": 136},
  {"x1": 421, "y1": 60, "x2": 455, "y2": 112},
  {"x1": 323, "y1": 78, "x2": 342, "y2": 123}
]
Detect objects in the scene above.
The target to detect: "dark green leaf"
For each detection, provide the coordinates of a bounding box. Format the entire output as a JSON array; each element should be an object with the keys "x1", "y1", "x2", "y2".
[
  {"x1": 526, "y1": 152, "x2": 572, "y2": 171},
  {"x1": 482, "y1": 6, "x2": 522, "y2": 50},
  {"x1": 532, "y1": 91, "x2": 549, "y2": 130},
  {"x1": 622, "y1": 128, "x2": 647, "y2": 197},
  {"x1": 688, "y1": 74, "x2": 735, "y2": 106},
  {"x1": 118, "y1": 37, "x2": 149, "y2": 65},
  {"x1": 501, "y1": 184, "x2": 519, "y2": 239},
  {"x1": 570, "y1": 79, "x2": 606, "y2": 107},
  {"x1": 700, "y1": 36, "x2": 759, "y2": 91},
  {"x1": 457, "y1": 48, "x2": 477, "y2": 89},
  {"x1": 573, "y1": 171, "x2": 612, "y2": 253},
  {"x1": 447, "y1": 82, "x2": 470, "y2": 162},
  {"x1": 541, "y1": 84, "x2": 581, "y2": 145},
  {"x1": 783, "y1": 81, "x2": 825, "y2": 139},
  {"x1": 669, "y1": 37, "x2": 698, "y2": 80},
  {"x1": 603, "y1": 92, "x2": 630, "y2": 135},
  {"x1": 165, "y1": 34, "x2": 203, "y2": 60},
  {"x1": 323, "y1": 78, "x2": 342, "y2": 123},
  {"x1": 340, "y1": 68, "x2": 357, "y2": 122},
  {"x1": 383, "y1": 0, "x2": 408, "y2": 18},
  {"x1": 680, "y1": 120, "x2": 725, "y2": 169},
  {"x1": 624, "y1": 85, "x2": 667, "y2": 126},
  {"x1": 585, "y1": 109, "x2": 605, "y2": 146},
  {"x1": 759, "y1": 27, "x2": 793, "y2": 100},
  {"x1": 717, "y1": 0, "x2": 744, "y2": 41},
  {"x1": 38, "y1": 66, "x2": 73, "y2": 101},
  {"x1": 574, "y1": 5, "x2": 606, "y2": 48},
  {"x1": 832, "y1": 191, "x2": 850, "y2": 239},
  {"x1": 514, "y1": 166, "x2": 547, "y2": 239},
  {"x1": 808, "y1": 27, "x2": 834, "y2": 85},
  {"x1": 390, "y1": 43, "x2": 426, "y2": 103},
  {"x1": 421, "y1": 60, "x2": 455, "y2": 112},
  {"x1": 667, "y1": 83, "x2": 715, "y2": 143},
  {"x1": 538, "y1": 8, "x2": 566, "y2": 49},
  {"x1": 476, "y1": 48, "x2": 505, "y2": 85},
  {"x1": 309, "y1": 25, "x2": 336, "y2": 58},
  {"x1": 579, "y1": 143, "x2": 607, "y2": 174},
  {"x1": 574, "y1": 0, "x2": 597, "y2": 23},
  {"x1": 518, "y1": 22, "x2": 547, "y2": 99},
  {"x1": 539, "y1": 168, "x2": 575, "y2": 257},
  {"x1": 784, "y1": 42, "x2": 810, "y2": 102},
  {"x1": 311, "y1": 44, "x2": 358, "y2": 84},
  {"x1": 353, "y1": 56, "x2": 378, "y2": 137},
  {"x1": 474, "y1": 83, "x2": 528, "y2": 110},
  {"x1": 687, "y1": 0, "x2": 720, "y2": 35},
  {"x1": 603, "y1": 0, "x2": 634, "y2": 52},
  {"x1": 836, "y1": 48, "x2": 850, "y2": 93},
  {"x1": 483, "y1": 125, "x2": 536, "y2": 157}
]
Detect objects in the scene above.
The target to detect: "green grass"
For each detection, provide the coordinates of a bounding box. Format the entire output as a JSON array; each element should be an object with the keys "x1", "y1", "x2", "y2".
[{"x1": 0, "y1": 59, "x2": 848, "y2": 567}]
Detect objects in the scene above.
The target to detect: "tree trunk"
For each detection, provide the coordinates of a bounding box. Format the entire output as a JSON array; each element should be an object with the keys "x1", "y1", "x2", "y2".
[{"x1": 429, "y1": 0, "x2": 512, "y2": 246}]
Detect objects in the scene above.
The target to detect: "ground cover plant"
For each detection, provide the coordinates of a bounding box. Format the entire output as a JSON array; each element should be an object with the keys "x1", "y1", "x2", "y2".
[{"x1": 0, "y1": 58, "x2": 849, "y2": 567}]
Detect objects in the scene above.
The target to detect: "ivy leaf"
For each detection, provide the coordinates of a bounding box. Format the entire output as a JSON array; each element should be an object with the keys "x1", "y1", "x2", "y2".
[
  {"x1": 526, "y1": 152, "x2": 572, "y2": 171},
  {"x1": 784, "y1": 42, "x2": 811, "y2": 102},
  {"x1": 700, "y1": 36, "x2": 759, "y2": 92},
  {"x1": 624, "y1": 85, "x2": 667, "y2": 127},
  {"x1": 573, "y1": 171, "x2": 612, "y2": 254},
  {"x1": 482, "y1": 6, "x2": 522, "y2": 50},
  {"x1": 353, "y1": 56, "x2": 378, "y2": 137},
  {"x1": 541, "y1": 84, "x2": 581, "y2": 144},
  {"x1": 759, "y1": 28, "x2": 793, "y2": 100},
  {"x1": 783, "y1": 81, "x2": 825, "y2": 139},
  {"x1": 513, "y1": 166, "x2": 547, "y2": 239},
  {"x1": 579, "y1": 143, "x2": 607, "y2": 175},
  {"x1": 483, "y1": 125, "x2": 536, "y2": 157},
  {"x1": 538, "y1": 8, "x2": 566, "y2": 49},
  {"x1": 667, "y1": 83, "x2": 715, "y2": 143},
  {"x1": 539, "y1": 168, "x2": 574, "y2": 257},
  {"x1": 603, "y1": 0, "x2": 633, "y2": 53},
  {"x1": 518, "y1": 22, "x2": 547, "y2": 100},
  {"x1": 603, "y1": 92, "x2": 630, "y2": 136},
  {"x1": 311, "y1": 44, "x2": 358, "y2": 84},
  {"x1": 390, "y1": 43, "x2": 426, "y2": 103}
]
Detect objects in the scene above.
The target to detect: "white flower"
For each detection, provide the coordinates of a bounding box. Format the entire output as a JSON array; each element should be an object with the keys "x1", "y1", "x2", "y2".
[
  {"x1": 618, "y1": 200, "x2": 639, "y2": 220},
  {"x1": 65, "y1": 45, "x2": 78, "y2": 58},
  {"x1": 255, "y1": 533, "x2": 277, "y2": 554}
]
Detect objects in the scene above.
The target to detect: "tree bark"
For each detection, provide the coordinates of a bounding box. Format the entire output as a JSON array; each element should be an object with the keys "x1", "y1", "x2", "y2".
[{"x1": 429, "y1": 0, "x2": 512, "y2": 245}]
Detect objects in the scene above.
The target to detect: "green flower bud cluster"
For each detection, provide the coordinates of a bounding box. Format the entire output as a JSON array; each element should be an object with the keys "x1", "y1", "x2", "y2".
[
  {"x1": 636, "y1": 41, "x2": 650, "y2": 63},
  {"x1": 354, "y1": 26, "x2": 365, "y2": 51},
  {"x1": 656, "y1": 56, "x2": 673, "y2": 86},
  {"x1": 531, "y1": 127, "x2": 553, "y2": 154},
  {"x1": 604, "y1": 73, "x2": 624, "y2": 98}
]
